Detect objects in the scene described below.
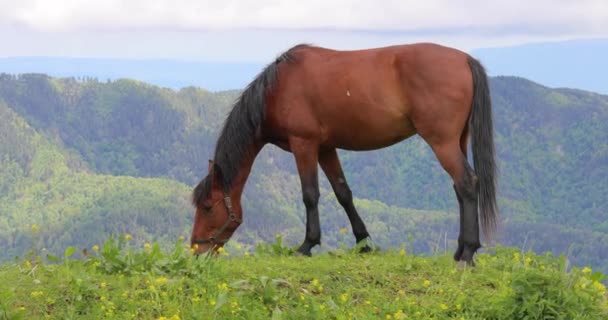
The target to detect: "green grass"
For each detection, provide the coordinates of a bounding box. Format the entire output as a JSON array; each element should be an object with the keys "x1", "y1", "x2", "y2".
[{"x1": 1, "y1": 235, "x2": 607, "y2": 320}]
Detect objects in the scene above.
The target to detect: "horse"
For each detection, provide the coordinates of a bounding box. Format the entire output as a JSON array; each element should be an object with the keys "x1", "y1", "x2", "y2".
[{"x1": 190, "y1": 42, "x2": 497, "y2": 265}]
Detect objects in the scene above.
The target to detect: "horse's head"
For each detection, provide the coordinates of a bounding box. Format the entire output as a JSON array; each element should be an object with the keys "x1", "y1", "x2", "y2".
[{"x1": 190, "y1": 160, "x2": 242, "y2": 255}]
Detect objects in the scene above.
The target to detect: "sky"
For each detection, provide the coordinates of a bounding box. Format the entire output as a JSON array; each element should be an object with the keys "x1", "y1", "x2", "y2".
[{"x1": 1, "y1": 0, "x2": 608, "y2": 62}]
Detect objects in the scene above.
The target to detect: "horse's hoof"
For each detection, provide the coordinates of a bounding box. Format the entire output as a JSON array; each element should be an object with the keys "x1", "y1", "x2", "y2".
[
  {"x1": 456, "y1": 260, "x2": 468, "y2": 270},
  {"x1": 456, "y1": 259, "x2": 475, "y2": 269},
  {"x1": 359, "y1": 245, "x2": 372, "y2": 253},
  {"x1": 295, "y1": 248, "x2": 312, "y2": 257},
  {"x1": 453, "y1": 244, "x2": 464, "y2": 261}
]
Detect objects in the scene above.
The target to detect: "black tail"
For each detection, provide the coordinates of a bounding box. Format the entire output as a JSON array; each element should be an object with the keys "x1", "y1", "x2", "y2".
[{"x1": 468, "y1": 56, "x2": 498, "y2": 241}]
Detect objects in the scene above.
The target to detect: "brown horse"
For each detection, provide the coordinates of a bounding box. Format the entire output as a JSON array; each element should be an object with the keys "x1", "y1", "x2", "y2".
[{"x1": 190, "y1": 42, "x2": 497, "y2": 265}]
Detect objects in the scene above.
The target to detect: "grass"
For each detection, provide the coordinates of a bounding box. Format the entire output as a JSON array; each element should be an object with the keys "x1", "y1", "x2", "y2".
[{"x1": 1, "y1": 234, "x2": 607, "y2": 320}]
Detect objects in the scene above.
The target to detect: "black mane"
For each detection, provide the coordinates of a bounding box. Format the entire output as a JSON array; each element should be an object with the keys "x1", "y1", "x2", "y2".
[{"x1": 192, "y1": 44, "x2": 309, "y2": 207}]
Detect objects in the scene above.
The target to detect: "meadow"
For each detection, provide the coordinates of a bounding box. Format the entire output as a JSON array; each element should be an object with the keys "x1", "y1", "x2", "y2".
[{"x1": 1, "y1": 230, "x2": 607, "y2": 320}]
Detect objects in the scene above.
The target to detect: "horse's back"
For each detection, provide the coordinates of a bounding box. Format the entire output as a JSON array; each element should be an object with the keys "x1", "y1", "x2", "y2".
[{"x1": 268, "y1": 43, "x2": 474, "y2": 151}]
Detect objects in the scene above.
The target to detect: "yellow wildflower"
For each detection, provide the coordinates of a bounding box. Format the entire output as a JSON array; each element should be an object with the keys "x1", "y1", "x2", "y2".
[
  {"x1": 125, "y1": 234, "x2": 132, "y2": 241},
  {"x1": 190, "y1": 244, "x2": 199, "y2": 254},
  {"x1": 170, "y1": 314, "x2": 180, "y2": 320},
  {"x1": 394, "y1": 310, "x2": 405, "y2": 319},
  {"x1": 218, "y1": 282, "x2": 228, "y2": 291},
  {"x1": 386, "y1": 314, "x2": 392, "y2": 320},
  {"x1": 144, "y1": 243, "x2": 152, "y2": 249},
  {"x1": 340, "y1": 293, "x2": 348, "y2": 304},
  {"x1": 399, "y1": 248, "x2": 406, "y2": 256},
  {"x1": 593, "y1": 282, "x2": 606, "y2": 295},
  {"x1": 440, "y1": 303, "x2": 448, "y2": 310},
  {"x1": 30, "y1": 291, "x2": 44, "y2": 298},
  {"x1": 340, "y1": 227, "x2": 348, "y2": 235},
  {"x1": 397, "y1": 289, "x2": 405, "y2": 296},
  {"x1": 25, "y1": 260, "x2": 31, "y2": 268},
  {"x1": 31, "y1": 224, "x2": 39, "y2": 233},
  {"x1": 423, "y1": 280, "x2": 431, "y2": 287},
  {"x1": 92, "y1": 245, "x2": 99, "y2": 252},
  {"x1": 512, "y1": 252, "x2": 520, "y2": 263},
  {"x1": 155, "y1": 277, "x2": 168, "y2": 285},
  {"x1": 157, "y1": 317, "x2": 168, "y2": 320},
  {"x1": 100, "y1": 282, "x2": 106, "y2": 288},
  {"x1": 312, "y1": 279, "x2": 319, "y2": 287},
  {"x1": 365, "y1": 300, "x2": 371, "y2": 305},
  {"x1": 210, "y1": 299, "x2": 216, "y2": 306},
  {"x1": 582, "y1": 266, "x2": 592, "y2": 274},
  {"x1": 18, "y1": 306, "x2": 26, "y2": 311}
]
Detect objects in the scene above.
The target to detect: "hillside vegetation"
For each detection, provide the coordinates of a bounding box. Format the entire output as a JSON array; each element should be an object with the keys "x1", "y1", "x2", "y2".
[
  {"x1": 0, "y1": 236, "x2": 606, "y2": 319},
  {"x1": 0, "y1": 73, "x2": 606, "y2": 274},
  {"x1": 0, "y1": 101, "x2": 193, "y2": 259}
]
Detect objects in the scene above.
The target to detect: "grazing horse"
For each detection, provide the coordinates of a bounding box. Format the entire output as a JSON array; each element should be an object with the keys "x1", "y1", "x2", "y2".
[{"x1": 190, "y1": 42, "x2": 497, "y2": 265}]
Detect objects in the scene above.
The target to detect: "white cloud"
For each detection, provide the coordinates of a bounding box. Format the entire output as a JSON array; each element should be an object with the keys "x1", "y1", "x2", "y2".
[
  {"x1": 1, "y1": 1, "x2": 606, "y2": 61},
  {"x1": 1, "y1": 0, "x2": 607, "y2": 38}
]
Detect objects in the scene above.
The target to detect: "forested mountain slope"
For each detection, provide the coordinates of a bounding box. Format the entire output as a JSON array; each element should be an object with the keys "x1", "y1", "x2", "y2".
[{"x1": 0, "y1": 73, "x2": 606, "y2": 273}]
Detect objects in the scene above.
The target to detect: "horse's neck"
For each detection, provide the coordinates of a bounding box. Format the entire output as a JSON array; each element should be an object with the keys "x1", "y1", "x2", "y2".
[{"x1": 229, "y1": 141, "x2": 264, "y2": 201}]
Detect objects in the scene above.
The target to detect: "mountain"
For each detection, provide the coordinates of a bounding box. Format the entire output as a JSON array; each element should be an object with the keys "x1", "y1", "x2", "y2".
[
  {"x1": 0, "y1": 100, "x2": 193, "y2": 258},
  {"x1": 0, "y1": 57, "x2": 263, "y2": 91},
  {"x1": 2, "y1": 38, "x2": 607, "y2": 94},
  {"x1": 472, "y1": 38, "x2": 608, "y2": 95},
  {"x1": 0, "y1": 73, "x2": 606, "y2": 274}
]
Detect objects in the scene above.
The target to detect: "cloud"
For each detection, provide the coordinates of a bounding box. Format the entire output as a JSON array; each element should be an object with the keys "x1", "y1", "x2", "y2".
[
  {"x1": 1, "y1": 0, "x2": 607, "y2": 39},
  {"x1": 1, "y1": 1, "x2": 606, "y2": 62}
]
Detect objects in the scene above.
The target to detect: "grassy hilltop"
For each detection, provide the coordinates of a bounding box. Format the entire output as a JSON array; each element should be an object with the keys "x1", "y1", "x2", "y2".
[{"x1": 1, "y1": 235, "x2": 606, "y2": 320}]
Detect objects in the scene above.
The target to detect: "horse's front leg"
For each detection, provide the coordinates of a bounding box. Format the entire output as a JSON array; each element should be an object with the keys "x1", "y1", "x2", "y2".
[
  {"x1": 319, "y1": 149, "x2": 372, "y2": 252},
  {"x1": 291, "y1": 138, "x2": 321, "y2": 256}
]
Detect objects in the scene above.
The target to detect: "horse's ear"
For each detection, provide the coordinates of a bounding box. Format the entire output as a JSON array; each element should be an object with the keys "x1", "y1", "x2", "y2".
[{"x1": 208, "y1": 159, "x2": 214, "y2": 172}]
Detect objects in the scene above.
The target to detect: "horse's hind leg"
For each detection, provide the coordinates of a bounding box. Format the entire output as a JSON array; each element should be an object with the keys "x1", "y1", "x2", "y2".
[
  {"x1": 430, "y1": 142, "x2": 480, "y2": 265},
  {"x1": 291, "y1": 138, "x2": 322, "y2": 256},
  {"x1": 319, "y1": 149, "x2": 372, "y2": 252}
]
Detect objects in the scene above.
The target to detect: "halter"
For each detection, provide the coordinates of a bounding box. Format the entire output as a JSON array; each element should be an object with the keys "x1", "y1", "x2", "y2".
[{"x1": 192, "y1": 193, "x2": 241, "y2": 245}]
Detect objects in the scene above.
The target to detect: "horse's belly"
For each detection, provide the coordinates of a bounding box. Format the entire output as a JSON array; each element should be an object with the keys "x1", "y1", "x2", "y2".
[{"x1": 327, "y1": 118, "x2": 417, "y2": 151}]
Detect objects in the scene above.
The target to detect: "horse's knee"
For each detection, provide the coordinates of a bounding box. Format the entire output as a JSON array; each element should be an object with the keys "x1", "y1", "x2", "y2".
[{"x1": 302, "y1": 186, "x2": 320, "y2": 208}]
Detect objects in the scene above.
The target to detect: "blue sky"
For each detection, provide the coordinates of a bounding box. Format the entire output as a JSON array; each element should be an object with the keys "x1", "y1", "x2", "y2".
[{"x1": 1, "y1": 0, "x2": 608, "y2": 62}]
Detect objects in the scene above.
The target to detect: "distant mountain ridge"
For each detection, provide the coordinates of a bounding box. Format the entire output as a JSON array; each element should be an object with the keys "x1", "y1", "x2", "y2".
[
  {"x1": 0, "y1": 57, "x2": 263, "y2": 91},
  {"x1": 472, "y1": 38, "x2": 608, "y2": 95},
  {"x1": 1, "y1": 38, "x2": 607, "y2": 93}
]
